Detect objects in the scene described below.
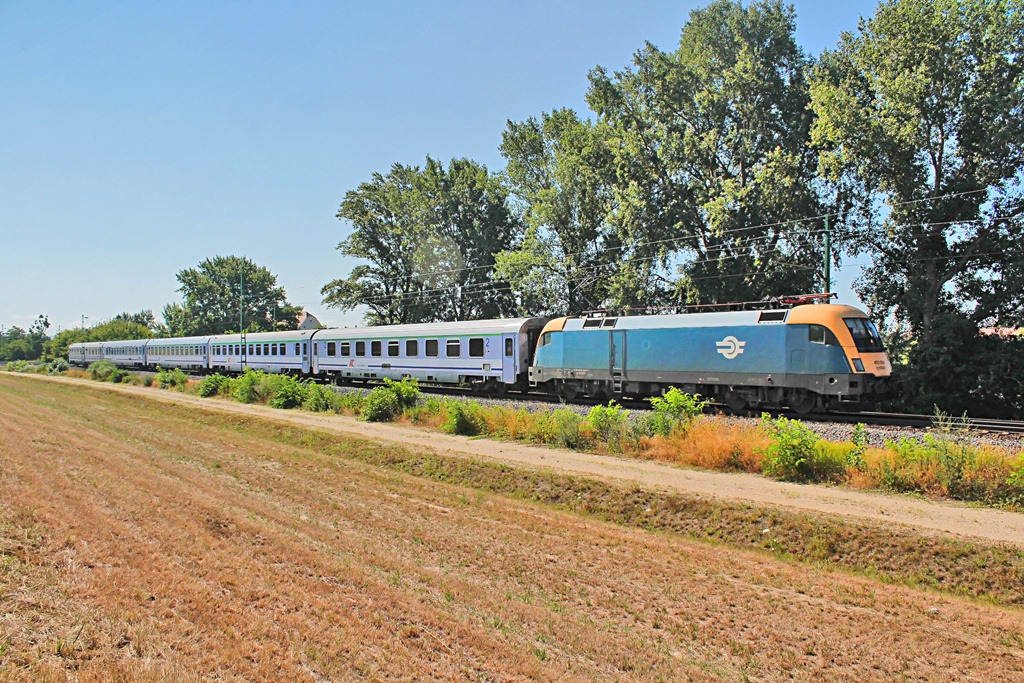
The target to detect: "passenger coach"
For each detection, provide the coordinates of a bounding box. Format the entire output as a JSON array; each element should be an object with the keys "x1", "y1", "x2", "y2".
[{"x1": 311, "y1": 318, "x2": 548, "y2": 392}]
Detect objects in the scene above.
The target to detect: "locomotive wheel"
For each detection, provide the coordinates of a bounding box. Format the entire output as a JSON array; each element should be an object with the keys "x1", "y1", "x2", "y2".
[
  {"x1": 724, "y1": 392, "x2": 748, "y2": 412},
  {"x1": 558, "y1": 382, "x2": 578, "y2": 401},
  {"x1": 789, "y1": 390, "x2": 817, "y2": 415}
]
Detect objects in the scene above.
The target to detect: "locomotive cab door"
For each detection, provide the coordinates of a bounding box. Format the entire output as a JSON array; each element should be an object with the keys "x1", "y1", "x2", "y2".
[{"x1": 610, "y1": 330, "x2": 626, "y2": 392}]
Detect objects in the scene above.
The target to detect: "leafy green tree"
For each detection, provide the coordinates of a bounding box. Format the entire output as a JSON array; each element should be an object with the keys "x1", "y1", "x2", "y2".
[
  {"x1": 588, "y1": 0, "x2": 825, "y2": 306},
  {"x1": 496, "y1": 109, "x2": 620, "y2": 315},
  {"x1": 416, "y1": 157, "x2": 519, "y2": 321},
  {"x1": 113, "y1": 309, "x2": 166, "y2": 334},
  {"x1": 1, "y1": 315, "x2": 50, "y2": 361},
  {"x1": 810, "y1": 0, "x2": 1024, "y2": 341},
  {"x1": 163, "y1": 256, "x2": 300, "y2": 336},
  {"x1": 323, "y1": 157, "x2": 518, "y2": 324}
]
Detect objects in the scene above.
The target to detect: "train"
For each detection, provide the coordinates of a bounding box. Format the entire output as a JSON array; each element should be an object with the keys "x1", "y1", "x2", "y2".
[{"x1": 69, "y1": 295, "x2": 891, "y2": 414}]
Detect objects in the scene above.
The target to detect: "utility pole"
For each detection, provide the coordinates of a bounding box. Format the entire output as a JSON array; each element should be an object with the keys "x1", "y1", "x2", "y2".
[
  {"x1": 823, "y1": 215, "x2": 831, "y2": 295},
  {"x1": 81, "y1": 315, "x2": 88, "y2": 330},
  {"x1": 239, "y1": 269, "x2": 245, "y2": 369}
]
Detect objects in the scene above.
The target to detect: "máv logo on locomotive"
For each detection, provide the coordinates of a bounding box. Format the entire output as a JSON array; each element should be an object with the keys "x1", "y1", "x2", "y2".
[{"x1": 715, "y1": 335, "x2": 746, "y2": 360}]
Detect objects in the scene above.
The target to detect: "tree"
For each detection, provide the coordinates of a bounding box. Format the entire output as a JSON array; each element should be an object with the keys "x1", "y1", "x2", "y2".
[
  {"x1": 587, "y1": 0, "x2": 826, "y2": 306},
  {"x1": 810, "y1": 0, "x2": 1024, "y2": 341},
  {"x1": 496, "y1": 109, "x2": 621, "y2": 316},
  {"x1": 163, "y1": 256, "x2": 300, "y2": 336},
  {"x1": 322, "y1": 157, "x2": 519, "y2": 324},
  {"x1": 113, "y1": 309, "x2": 165, "y2": 334}
]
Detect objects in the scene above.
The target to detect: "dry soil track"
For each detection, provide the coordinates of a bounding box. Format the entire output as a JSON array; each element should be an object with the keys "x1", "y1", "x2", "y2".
[
  {"x1": 1, "y1": 374, "x2": 1023, "y2": 681},
  {"x1": 16, "y1": 373, "x2": 1024, "y2": 547}
]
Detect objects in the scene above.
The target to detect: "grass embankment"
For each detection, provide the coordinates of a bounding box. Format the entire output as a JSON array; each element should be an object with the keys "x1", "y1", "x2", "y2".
[
  {"x1": 10, "y1": 360, "x2": 1024, "y2": 510},
  {"x1": 1, "y1": 374, "x2": 1023, "y2": 681}
]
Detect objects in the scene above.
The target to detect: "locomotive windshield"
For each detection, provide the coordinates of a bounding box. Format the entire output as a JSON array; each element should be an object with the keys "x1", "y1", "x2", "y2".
[{"x1": 843, "y1": 318, "x2": 885, "y2": 353}]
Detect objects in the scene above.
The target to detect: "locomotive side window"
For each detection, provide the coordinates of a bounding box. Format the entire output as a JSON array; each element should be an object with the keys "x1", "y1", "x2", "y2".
[
  {"x1": 426, "y1": 339, "x2": 438, "y2": 357},
  {"x1": 582, "y1": 319, "x2": 602, "y2": 329},
  {"x1": 341, "y1": 342, "x2": 350, "y2": 356},
  {"x1": 388, "y1": 341, "x2": 400, "y2": 357},
  {"x1": 505, "y1": 338, "x2": 514, "y2": 356},
  {"x1": 602, "y1": 318, "x2": 617, "y2": 328},
  {"x1": 406, "y1": 340, "x2": 418, "y2": 357},
  {"x1": 356, "y1": 341, "x2": 366, "y2": 357},
  {"x1": 371, "y1": 341, "x2": 382, "y2": 357},
  {"x1": 446, "y1": 339, "x2": 461, "y2": 358},
  {"x1": 540, "y1": 332, "x2": 552, "y2": 346},
  {"x1": 468, "y1": 338, "x2": 484, "y2": 357},
  {"x1": 809, "y1": 325, "x2": 826, "y2": 344}
]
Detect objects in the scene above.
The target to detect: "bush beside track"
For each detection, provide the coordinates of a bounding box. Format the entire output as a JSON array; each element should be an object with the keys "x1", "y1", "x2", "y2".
[{"x1": 7, "y1": 360, "x2": 1024, "y2": 512}]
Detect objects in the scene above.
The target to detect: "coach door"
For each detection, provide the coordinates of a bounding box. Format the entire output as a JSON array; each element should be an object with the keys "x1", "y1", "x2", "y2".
[
  {"x1": 502, "y1": 334, "x2": 517, "y2": 383},
  {"x1": 302, "y1": 341, "x2": 310, "y2": 374},
  {"x1": 610, "y1": 330, "x2": 626, "y2": 393}
]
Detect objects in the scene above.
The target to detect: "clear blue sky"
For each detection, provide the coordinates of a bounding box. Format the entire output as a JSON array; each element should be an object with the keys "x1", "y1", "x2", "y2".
[{"x1": 0, "y1": 0, "x2": 879, "y2": 334}]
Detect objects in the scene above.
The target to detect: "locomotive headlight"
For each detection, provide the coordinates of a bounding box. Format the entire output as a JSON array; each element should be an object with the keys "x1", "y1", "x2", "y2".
[{"x1": 852, "y1": 358, "x2": 865, "y2": 372}]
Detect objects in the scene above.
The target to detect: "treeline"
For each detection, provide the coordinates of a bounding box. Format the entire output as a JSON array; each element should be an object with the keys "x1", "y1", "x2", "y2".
[{"x1": 324, "y1": 0, "x2": 1024, "y2": 417}]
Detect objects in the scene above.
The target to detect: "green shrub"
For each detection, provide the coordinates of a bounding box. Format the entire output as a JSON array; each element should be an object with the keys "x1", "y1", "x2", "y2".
[
  {"x1": 267, "y1": 375, "x2": 307, "y2": 409},
  {"x1": 383, "y1": 377, "x2": 420, "y2": 410},
  {"x1": 230, "y1": 369, "x2": 264, "y2": 403},
  {"x1": 303, "y1": 383, "x2": 341, "y2": 412},
  {"x1": 759, "y1": 414, "x2": 820, "y2": 482},
  {"x1": 584, "y1": 401, "x2": 629, "y2": 451},
  {"x1": 156, "y1": 367, "x2": 189, "y2": 390},
  {"x1": 647, "y1": 388, "x2": 706, "y2": 436},
  {"x1": 363, "y1": 385, "x2": 400, "y2": 422},
  {"x1": 812, "y1": 441, "x2": 853, "y2": 482},
  {"x1": 47, "y1": 358, "x2": 69, "y2": 375},
  {"x1": 335, "y1": 390, "x2": 367, "y2": 414},
  {"x1": 551, "y1": 408, "x2": 585, "y2": 449},
  {"x1": 198, "y1": 373, "x2": 231, "y2": 398},
  {"x1": 88, "y1": 360, "x2": 119, "y2": 382},
  {"x1": 441, "y1": 400, "x2": 481, "y2": 436}
]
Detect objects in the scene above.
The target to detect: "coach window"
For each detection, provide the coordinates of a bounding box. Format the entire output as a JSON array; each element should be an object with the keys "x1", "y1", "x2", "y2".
[
  {"x1": 426, "y1": 339, "x2": 438, "y2": 357},
  {"x1": 341, "y1": 342, "x2": 350, "y2": 356},
  {"x1": 356, "y1": 341, "x2": 366, "y2": 357},
  {"x1": 248, "y1": 344, "x2": 254, "y2": 355},
  {"x1": 446, "y1": 339, "x2": 461, "y2": 358},
  {"x1": 371, "y1": 341, "x2": 382, "y2": 357},
  {"x1": 406, "y1": 339, "x2": 418, "y2": 357},
  {"x1": 327, "y1": 341, "x2": 336, "y2": 357},
  {"x1": 263, "y1": 344, "x2": 269, "y2": 355},
  {"x1": 469, "y1": 338, "x2": 484, "y2": 357},
  {"x1": 388, "y1": 341, "x2": 399, "y2": 357},
  {"x1": 272, "y1": 344, "x2": 278, "y2": 356}
]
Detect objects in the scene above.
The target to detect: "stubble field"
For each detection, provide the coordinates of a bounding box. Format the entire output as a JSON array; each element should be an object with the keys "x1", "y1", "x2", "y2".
[{"x1": 1, "y1": 374, "x2": 1022, "y2": 681}]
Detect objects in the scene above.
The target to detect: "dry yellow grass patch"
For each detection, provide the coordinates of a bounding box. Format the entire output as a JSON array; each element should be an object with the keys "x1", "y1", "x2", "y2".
[{"x1": 643, "y1": 415, "x2": 769, "y2": 472}]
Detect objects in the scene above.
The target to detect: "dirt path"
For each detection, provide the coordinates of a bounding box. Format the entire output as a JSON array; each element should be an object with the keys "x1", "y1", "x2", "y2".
[
  {"x1": 14, "y1": 373, "x2": 1024, "y2": 546},
  {"x1": 2, "y1": 373, "x2": 1023, "y2": 681}
]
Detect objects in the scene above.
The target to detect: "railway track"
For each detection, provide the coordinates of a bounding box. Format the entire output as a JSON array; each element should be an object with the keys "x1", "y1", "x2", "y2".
[{"x1": 801, "y1": 411, "x2": 1024, "y2": 434}]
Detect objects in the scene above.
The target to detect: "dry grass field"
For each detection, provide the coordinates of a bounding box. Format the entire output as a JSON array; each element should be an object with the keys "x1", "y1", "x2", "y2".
[{"x1": 1, "y1": 374, "x2": 1023, "y2": 681}]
